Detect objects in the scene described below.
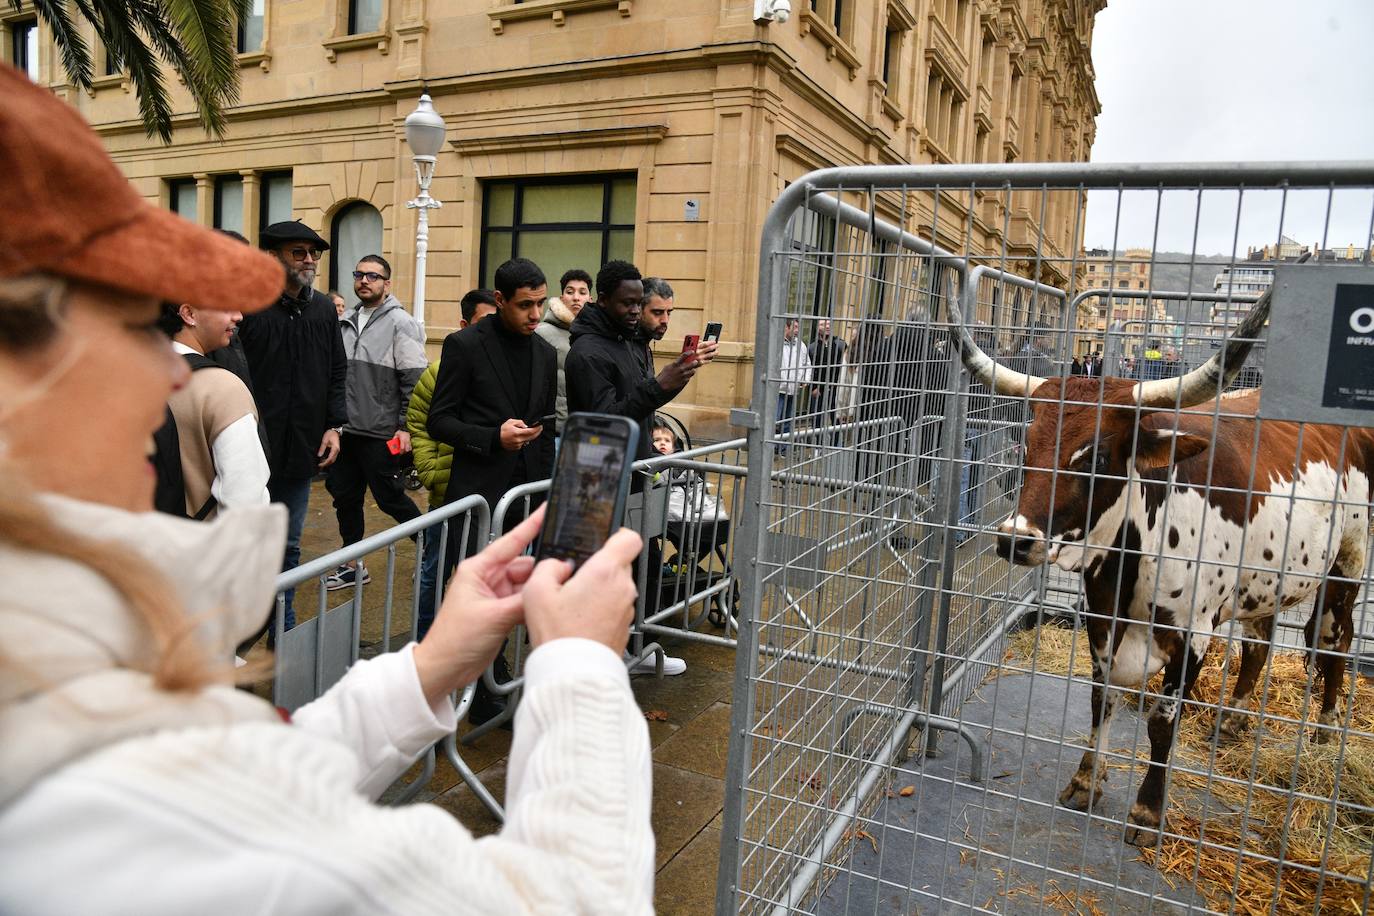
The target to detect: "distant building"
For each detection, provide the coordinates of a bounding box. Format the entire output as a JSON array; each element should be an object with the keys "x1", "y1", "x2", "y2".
[
  {"x1": 1212, "y1": 263, "x2": 1273, "y2": 297},
  {"x1": 1075, "y1": 247, "x2": 1170, "y2": 357}
]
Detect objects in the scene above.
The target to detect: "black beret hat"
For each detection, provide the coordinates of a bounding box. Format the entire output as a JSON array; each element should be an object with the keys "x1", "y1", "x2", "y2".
[{"x1": 260, "y1": 220, "x2": 330, "y2": 251}]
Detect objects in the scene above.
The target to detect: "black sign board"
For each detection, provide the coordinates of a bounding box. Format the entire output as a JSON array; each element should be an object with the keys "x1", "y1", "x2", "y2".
[
  {"x1": 1261, "y1": 265, "x2": 1374, "y2": 428},
  {"x1": 1322, "y1": 283, "x2": 1374, "y2": 410}
]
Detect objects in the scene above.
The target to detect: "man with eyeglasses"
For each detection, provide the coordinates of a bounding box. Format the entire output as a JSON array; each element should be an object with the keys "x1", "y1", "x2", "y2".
[
  {"x1": 322, "y1": 254, "x2": 428, "y2": 590},
  {"x1": 236, "y1": 220, "x2": 348, "y2": 632}
]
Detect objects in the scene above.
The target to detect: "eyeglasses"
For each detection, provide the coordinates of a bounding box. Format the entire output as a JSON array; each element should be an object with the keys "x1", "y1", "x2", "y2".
[
  {"x1": 286, "y1": 247, "x2": 322, "y2": 262},
  {"x1": 352, "y1": 270, "x2": 389, "y2": 282}
]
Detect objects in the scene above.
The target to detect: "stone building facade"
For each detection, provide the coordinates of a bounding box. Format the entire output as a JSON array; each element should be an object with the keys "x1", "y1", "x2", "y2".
[
  {"x1": 1074, "y1": 245, "x2": 1170, "y2": 355},
  {"x1": 3, "y1": 0, "x2": 1103, "y2": 435}
]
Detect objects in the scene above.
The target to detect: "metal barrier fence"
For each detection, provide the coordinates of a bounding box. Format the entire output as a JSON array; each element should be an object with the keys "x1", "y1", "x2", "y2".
[
  {"x1": 459, "y1": 437, "x2": 752, "y2": 747},
  {"x1": 269, "y1": 495, "x2": 489, "y2": 805},
  {"x1": 718, "y1": 162, "x2": 1374, "y2": 915}
]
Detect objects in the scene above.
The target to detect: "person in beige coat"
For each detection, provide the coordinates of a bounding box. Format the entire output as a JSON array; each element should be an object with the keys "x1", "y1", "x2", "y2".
[{"x1": 0, "y1": 61, "x2": 654, "y2": 916}]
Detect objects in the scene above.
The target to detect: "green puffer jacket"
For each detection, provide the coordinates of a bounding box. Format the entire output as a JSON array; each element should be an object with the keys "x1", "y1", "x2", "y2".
[{"x1": 406, "y1": 361, "x2": 452, "y2": 504}]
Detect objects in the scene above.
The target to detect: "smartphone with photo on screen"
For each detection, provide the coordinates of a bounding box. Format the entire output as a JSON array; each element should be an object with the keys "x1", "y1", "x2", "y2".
[
  {"x1": 536, "y1": 412, "x2": 639, "y2": 570},
  {"x1": 703, "y1": 321, "x2": 722, "y2": 343}
]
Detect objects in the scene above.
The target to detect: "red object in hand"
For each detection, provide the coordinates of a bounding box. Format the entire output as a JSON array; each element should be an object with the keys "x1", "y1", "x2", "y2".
[
  {"x1": 386, "y1": 434, "x2": 404, "y2": 455},
  {"x1": 682, "y1": 334, "x2": 700, "y2": 355}
]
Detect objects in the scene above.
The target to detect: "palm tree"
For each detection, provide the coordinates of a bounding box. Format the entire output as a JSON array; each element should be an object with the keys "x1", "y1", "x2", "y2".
[{"x1": 13, "y1": 0, "x2": 250, "y2": 142}]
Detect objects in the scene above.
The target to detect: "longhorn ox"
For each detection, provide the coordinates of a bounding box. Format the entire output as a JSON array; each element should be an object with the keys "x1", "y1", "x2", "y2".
[{"x1": 948, "y1": 288, "x2": 1374, "y2": 844}]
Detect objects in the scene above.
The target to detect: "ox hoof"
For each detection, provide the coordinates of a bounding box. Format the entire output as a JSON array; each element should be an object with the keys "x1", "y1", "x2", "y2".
[
  {"x1": 1124, "y1": 804, "x2": 1163, "y2": 847},
  {"x1": 1217, "y1": 711, "x2": 1252, "y2": 742},
  {"x1": 1058, "y1": 779, "x2": 1101, "y2": 811}
]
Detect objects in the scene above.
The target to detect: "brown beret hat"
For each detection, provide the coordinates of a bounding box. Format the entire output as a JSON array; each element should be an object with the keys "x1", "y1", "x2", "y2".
[{"x1": 0, "y1": 63, "x2": 282, "y2": 313}]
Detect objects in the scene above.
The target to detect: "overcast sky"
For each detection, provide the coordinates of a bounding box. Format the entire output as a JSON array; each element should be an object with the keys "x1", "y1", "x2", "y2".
[{"x1": 1083, "y1": 0, "x2": 1374, "y2": 255}]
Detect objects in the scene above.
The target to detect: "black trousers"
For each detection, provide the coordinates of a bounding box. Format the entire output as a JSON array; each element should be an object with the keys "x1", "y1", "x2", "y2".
[{"x1": 327, "y1": 431, "x2": 421, "y2": 548}]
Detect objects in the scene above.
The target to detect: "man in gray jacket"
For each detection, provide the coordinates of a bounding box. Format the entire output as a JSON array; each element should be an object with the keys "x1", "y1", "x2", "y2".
[{"x1": 325, "y1": 254, "x2": 429, "y2": 589}]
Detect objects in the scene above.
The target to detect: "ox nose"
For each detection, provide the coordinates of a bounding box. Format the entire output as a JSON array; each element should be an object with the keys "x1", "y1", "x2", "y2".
[
  {"x1": 995, "y1": 533, "x2": 1035, "y2": 564},
  {"x1": 996, "y1": 517, "x2": 1043, "y2": 565}
]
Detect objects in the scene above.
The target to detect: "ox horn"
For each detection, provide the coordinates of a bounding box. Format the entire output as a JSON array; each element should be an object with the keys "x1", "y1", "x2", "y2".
[
  {"x1": 1130, "y1": 258, "x2": 1289, "y2": 408},
  {"x1": 945, "y1": 282, "x2": 1047, "y2": 399}
]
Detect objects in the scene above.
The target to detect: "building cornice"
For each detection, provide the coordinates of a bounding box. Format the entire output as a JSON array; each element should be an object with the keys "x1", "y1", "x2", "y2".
[
  {"x1": 385, "y1": 41, "x2": 798, "y2": 100},
  {"x1": 91, "y1": 88, "x2": 393, "y2": 138},
  {"x1": 450, "y1": 123, "x2": 667, "y2": 155}
]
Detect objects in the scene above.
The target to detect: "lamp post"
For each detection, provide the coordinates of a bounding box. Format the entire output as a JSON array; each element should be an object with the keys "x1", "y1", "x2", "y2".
[{"x1": 404, "y1": 93, "x2": 447, "y2": 330}]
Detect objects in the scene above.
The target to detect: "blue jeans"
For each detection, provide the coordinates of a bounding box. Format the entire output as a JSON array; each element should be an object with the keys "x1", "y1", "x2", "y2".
[
  {"x1": 268, "y1": 476, "x2": 312, "y2": 630},
  {"x1": 416, "y1": 519, "x2": 445, "y2": 640},
  {"x1": 775, "y1": 392, "x2": 796, "y2": 450}
]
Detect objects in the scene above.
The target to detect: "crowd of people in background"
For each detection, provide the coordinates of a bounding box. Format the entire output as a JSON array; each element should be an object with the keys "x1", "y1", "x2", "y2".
[{"x1": 151, "y1": 215, "x2": 722, "y2": 713}]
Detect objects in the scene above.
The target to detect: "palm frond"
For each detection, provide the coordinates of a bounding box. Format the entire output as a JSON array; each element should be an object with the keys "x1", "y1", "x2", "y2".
[
  {"x1": 86, "y1": 0, "x2": 177, "y2": 142},
  {"x1": 26, "y1": 0, "x2": 247, "y2": 142},
  {"x1": 129, "y1": 0, "x2": 229, "y2": 135},
  {"x1": 158, "y1": 0, "x2": 242, "y2": 101}
]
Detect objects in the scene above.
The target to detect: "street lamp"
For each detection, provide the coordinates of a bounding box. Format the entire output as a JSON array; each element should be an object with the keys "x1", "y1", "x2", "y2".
[{"x1": 404, "y1": 92, "x2": 446, "y2": 330}]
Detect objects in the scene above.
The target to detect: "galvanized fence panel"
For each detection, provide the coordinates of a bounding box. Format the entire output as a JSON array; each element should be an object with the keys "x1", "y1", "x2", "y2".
[
  {"x1": 269, "y1": 495, "x2": 489, "y2": 805},
  {"x1": 458, "y1": 438, "x2": 753, "y2": 747},
  {"x1": 719, "y1": 162, "x2": 1374, "y2": 915}
]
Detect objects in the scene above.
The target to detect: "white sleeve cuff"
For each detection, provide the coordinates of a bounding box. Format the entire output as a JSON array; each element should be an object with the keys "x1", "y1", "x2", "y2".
[
  {"x1": 291, "y1": 642, "x2": 457, "y2": 800},
  {"x1": 522, "y1": 638, "x2": 629, "y2": 689}
]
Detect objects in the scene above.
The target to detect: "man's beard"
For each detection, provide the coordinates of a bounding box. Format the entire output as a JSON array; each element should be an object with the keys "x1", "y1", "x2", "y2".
[
  {"x1": 358, "y1": 290, "x2": 384, "y2": 306},
  {"x1": 287, "y1": 264, "x2": 315, "y2": 289}
]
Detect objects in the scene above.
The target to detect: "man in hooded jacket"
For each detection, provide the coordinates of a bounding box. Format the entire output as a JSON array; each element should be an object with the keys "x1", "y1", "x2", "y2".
[
  {"x1": 323, "y1": 254, "x2": 429, "y2": 590},
  {"x1": 565, "y1": 261, "x2": 700, "y2": 464},
  {"x1": 565, "y1": 261, "x2": 705, "y2": 677}
]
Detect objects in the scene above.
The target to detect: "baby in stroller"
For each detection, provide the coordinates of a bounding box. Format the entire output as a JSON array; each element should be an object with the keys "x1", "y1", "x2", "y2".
[
  {"x1": 650, "y1": 418, "x2": 736, "y2": 627},
  {"x1": 651, "y1": 420, "x2": 728, "y2": 524}
]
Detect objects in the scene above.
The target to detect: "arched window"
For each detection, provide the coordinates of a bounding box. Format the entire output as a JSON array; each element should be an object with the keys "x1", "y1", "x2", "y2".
[{"x1": 330, "y1": 201, "x2": 384, "y2": 297}]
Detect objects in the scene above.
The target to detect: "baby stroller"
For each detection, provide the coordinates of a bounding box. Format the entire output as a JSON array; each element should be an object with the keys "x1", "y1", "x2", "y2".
[{"x1": 649, "y1": 414, "x2": 739, "y2": 629}]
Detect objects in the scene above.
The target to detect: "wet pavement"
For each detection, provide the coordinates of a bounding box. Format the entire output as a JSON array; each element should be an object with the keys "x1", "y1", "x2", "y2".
[{"x1": 293, "y1": 479, "x2": 734, "y2": 912}]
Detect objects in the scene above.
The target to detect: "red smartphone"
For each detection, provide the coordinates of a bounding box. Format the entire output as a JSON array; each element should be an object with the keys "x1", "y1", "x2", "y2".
[
  {"x1": 386, "y1": 434, "x2": 404, "y2": 455},
  {"x1": 682, "y1": 333, "x2": 700, "y2": 355}
]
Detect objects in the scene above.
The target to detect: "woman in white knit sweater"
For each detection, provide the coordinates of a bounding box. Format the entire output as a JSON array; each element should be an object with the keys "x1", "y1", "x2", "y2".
[{"x1": 0, "y1": 63, "x2": 653, "y2": 915}]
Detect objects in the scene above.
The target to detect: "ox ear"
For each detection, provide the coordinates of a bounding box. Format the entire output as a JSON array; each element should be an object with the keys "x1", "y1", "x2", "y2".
[{"x1": 1135, "y1": 429, "x2": 1210, "y2": 471}]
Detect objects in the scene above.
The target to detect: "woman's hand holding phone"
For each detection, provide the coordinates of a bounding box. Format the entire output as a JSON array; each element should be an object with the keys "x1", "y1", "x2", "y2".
[
  {"x1": 411, "y1": 501, "x2": 645, "y2": 703},
  {"x1": 524, "y1": 528, "x2": 643, "y2": 654},
  {"x1": 412, "y1": 507, "x2": 545, "y2": 705}
]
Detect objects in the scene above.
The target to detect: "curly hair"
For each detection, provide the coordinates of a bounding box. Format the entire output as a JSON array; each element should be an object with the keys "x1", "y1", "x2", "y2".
[{"x1": 595, "y1": 260, "x2": 642, "y2": 300}]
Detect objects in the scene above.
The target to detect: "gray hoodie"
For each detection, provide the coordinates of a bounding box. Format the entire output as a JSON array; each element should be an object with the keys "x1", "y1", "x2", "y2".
[{"x1": 339, "y1": 294, "x2": 428, "y2": 439}]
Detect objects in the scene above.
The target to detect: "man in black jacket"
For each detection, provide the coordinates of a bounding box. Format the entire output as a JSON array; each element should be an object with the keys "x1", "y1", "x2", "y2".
[
  {"x1": 565, "y1": 261, "x2": 699, "y2": 462},
  {"x1": 427, "y1": 256, "x2": 557, "y2": 724},
  {"x1": 428, "y1": 257, "x2": 557, "y2": 525},
  {"x1": 565, "y1": 260, "x2": 702, "y2": 677},
  {"x1": 807, "y1": 318, "x2": 847, "y2": 438},
  {"x1": 236, "y1": 220, "x2": 348, "y2": 630}
]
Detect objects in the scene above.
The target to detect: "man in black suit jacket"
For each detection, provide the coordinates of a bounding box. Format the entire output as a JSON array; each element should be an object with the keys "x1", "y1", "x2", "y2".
[
  {"x1": 427, "y1": 257, "x2": 556, "y2": 725},
  {"x1": 428, "y1": 257, "x2": 557, "y2": 532}
]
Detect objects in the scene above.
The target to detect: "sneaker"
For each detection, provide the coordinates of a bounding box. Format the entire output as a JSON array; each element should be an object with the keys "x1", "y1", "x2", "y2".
[
  {"x1": 324, "y1": 562, "x2": 370, "y2": 591},
  {"x1": 627, "y1": 652, "x2": 687, "y2": 676}
]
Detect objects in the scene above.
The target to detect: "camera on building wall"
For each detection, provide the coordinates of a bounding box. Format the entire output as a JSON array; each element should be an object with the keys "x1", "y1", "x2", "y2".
[{"x1": 754, "y1": 0, "x2": 792, "y2": 24}]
